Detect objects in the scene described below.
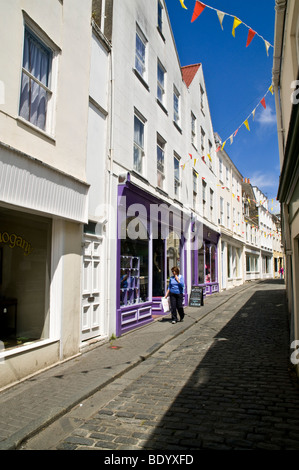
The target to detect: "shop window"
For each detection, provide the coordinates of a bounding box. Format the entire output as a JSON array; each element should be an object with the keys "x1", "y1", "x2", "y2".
[
  {"x1": 0, "y1": 208, "x2": 51, "y2": 350},
  {"x1": 198, "y1": 245, "x2": 204, "y2": 284},
  {"x1": 120, "y1": 217, "x2": 149, "y2": 307},
  {"x1": 211, "y1": 245, "x2": 216, "y2": 282},
  {"x1": 166, "y1": 231, "x2": 180, "y2": 282},
  {"x1": 153, "y1": 238, "x2": 165, "y2": 297}
]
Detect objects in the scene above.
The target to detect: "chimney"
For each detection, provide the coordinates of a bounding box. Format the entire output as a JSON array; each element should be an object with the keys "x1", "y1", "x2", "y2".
[{"x1": 248, "y1": 178, "x2": 250, "y2": 184}]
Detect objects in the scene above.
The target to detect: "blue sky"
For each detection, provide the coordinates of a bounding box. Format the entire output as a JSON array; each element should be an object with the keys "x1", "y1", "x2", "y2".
[{"x1": 165, "y1": 0, "x2": 280, "y2": 211}]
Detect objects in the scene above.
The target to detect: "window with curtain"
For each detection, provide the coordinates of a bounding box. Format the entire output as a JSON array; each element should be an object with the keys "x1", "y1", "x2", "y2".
[
  {"x1": 19, "y1": 28, "x2": 52, "y2": 131},
  {"x1": 135, "y1": 29, "x2": 146, "y2": 79}
]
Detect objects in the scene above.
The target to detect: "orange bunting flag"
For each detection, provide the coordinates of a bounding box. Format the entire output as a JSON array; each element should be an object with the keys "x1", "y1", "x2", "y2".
[
  {"x1": 246, "y1": 29, "x2": 256, "y2": 47},
  {"x1": 191, "y1": 1, "x2": 206, "y2": 23},
  {"x1": 232, "y1": 17, "x2": 242, "y2": 37},
  {"x1": 216, "y1": 146, "x2": 221, "y2": 152},
  {"x1": 260, "y1": 97, "x2": 266, "y2": 109}
]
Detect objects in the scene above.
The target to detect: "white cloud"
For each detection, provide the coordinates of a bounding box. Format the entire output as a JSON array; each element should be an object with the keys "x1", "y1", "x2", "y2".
[{"x1": 255, "y1": 104, "x2": 277, "y2": 126}]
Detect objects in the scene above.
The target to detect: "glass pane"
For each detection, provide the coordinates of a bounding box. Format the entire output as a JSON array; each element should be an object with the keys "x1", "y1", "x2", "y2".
[
  {"x1": 198, "y1": 246, "x2": 204, "y2": 283},
  {"x1": 0, "y1": 208, "x2": 51, "y2": 350},
  {"x1": 153, "y1": 238, "x2": 165, "y2": 297},
  {"x1": 166, "y1": 232, "x2": 180, "y2": 282}
]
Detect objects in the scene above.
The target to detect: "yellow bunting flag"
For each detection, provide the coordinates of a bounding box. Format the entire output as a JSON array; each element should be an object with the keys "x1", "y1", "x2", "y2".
[
  {"x1": 179, "y1": 0, "x2": 187, "y2": 9},
  {"x1": 269, "y1": 85, "x2": 274, "y2": 95},
  {"x1": 216, "y1": 10, "x2": 225, "y2": 30},
  {"x1": 221, "y1": 141, "x2": 226, "y2": 150},
  {"x1": 244, "y1": 119, "x2": 250, "y2": 131},
  {"x1": 194, "y1": 159, "x2": 197, "y2": 166},
  {"x1": 207, "y1": 154, "x2": 212, "y2": 161},
  {"x1": 232, "y1": 17, "x2": 242, "y2": 37}
]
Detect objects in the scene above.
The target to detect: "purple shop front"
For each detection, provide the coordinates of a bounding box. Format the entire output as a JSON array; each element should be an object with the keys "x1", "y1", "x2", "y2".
[{"x1": 116, "y1": 177, "x2": 188, "y2": 337}]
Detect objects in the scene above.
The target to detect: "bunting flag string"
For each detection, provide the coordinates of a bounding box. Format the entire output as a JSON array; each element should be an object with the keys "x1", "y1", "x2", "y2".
[{"x1": 179, "y1": 0, "x2": 274, "y2": 55}]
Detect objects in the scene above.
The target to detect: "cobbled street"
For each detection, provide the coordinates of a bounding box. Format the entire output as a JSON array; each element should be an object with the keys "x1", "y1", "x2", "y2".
[{"x1": 22, "y1": 280, "x2": 299, "y2": 451}]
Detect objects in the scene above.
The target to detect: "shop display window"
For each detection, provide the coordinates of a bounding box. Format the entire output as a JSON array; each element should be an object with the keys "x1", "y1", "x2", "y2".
[
  {"x1": 120, "y1": 218, "x2": 149, "y2": 307},
  {"x1": 166, "y1": 231, "x2": 180, "y2": 282},
  {"x1": 0, "y1": 208, "x2": 51, "y2": 350},
  {"x1": 153, "y1": 238, "x2": 165, "y2": 297}
]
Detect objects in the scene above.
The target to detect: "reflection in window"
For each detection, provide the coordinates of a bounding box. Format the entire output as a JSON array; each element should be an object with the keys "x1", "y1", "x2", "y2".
[
  {"x1": 153, "y1": 238, "x2": 165, "y2": 297},
  {"x1": 167, "y1": 232, "x2": 180, "y2": 282},
  {"x1": 0, "y1": 208, "x2": 51, "y2": 350}
]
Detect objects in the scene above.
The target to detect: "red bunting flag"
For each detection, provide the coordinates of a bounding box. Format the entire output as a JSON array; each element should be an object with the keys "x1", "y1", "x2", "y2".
[
  {"x1": 246, "y1": 29, "x2": 256, "y2": 47},
  {"x1": 191, "y1": 1, "x2": 206, "y2": 23},
  {"x1": 260, "y1": 97, "x2": 266, "y2": 109}
]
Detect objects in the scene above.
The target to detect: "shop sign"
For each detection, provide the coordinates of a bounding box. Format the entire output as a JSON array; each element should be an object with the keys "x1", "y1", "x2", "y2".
[{"x1": 0, "y1": 231, "x2": 33, "y2": 256}]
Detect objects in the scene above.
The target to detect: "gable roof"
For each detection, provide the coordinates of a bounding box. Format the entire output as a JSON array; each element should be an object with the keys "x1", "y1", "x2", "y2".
[{"x1": 181, "y1": 63, "x2": 201, "y2": 88}]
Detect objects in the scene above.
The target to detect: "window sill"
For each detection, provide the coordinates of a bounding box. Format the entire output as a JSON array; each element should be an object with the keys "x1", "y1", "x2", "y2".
[
  {"x1": 173, "y1": 121, "x2": 182, "y2": 134},
  {"x1": 133, "y1": 68, "x2": 150, "y2": 91},
  {"x1": 157, "y1": 26, "x2": 165, "y2": 42},
  {"x1": 17, "y1": 117, "x2": 56, "y2": 143},
  {"x1": 131, "y1": 170, "x2": 149, "y2": 185},
  {"x1": 157, "y1": 99, "x2": 168, "y2": 115}
]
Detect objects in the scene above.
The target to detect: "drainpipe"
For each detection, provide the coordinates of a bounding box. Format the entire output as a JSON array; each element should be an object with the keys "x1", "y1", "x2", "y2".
[{"x1": 272, "y1": 0, "x2": 287, "y2": 168}]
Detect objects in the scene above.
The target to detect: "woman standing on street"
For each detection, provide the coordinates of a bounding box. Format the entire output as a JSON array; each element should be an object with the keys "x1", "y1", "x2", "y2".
[{"x1": 165, "y1": 266, "x2": 185, "y2": 324}]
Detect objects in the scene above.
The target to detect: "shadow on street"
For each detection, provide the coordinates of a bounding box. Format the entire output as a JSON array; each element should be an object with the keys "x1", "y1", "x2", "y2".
[{"x1": 144, "y1": 282, "x2": 299, "y2": 450}]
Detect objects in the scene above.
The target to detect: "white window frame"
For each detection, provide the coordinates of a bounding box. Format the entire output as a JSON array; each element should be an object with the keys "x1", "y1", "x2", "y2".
[
  {"x1": 135, "y1": 26, "x2": 147, "y2": 80},
  {"x1": 173, "y1": 86, "x2": 180, "y2": 126},
  {"x1": 191, "y1": 112, "x2": 197, "y2": 147},
  {"x1": 157, "y1": 60, "x2": 166, "y2": 105},
  {"x1": 133, "y1": 110, "x2": 146, "y2": 174},
  {"x1": 19, "y1": 20, "x2": 59, "y2": 136},
  {"x1": 174, "y1": 153, "x2": 180, "y2": 197},
  {"x1": 157, "y1": 133, "x2": 166, "y2": 189}
]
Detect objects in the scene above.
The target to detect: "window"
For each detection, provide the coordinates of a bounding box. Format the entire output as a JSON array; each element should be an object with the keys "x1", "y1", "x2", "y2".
[
  {"x1": 134, "y1": 113, "x2": 145, "y2": 174},
  {"x1": 193, "y1": 170, "x2": 198, "y2": 209},
  {"x1": 227, "y1": 202, "x2": 230, "y2": 227},
  {"x1": 226, "y1": 167, "x2": 230, "y2": 187},
  {"x1": 157, "y1": 133, "x2": 165, "y2": 189},
  {"x1": 220, "y1": 197, "x2": 224, "y2": 225},
  {"x1": 201, "y1": 127, "x2": 205, "y2": 152},
  {"x1": 200, "y1": 85, "x2": 204, "y2": 113},
  {"x1": 19, "y1": 27, "x2": 52, "y2": 131},
  {"x1": 135, "y1": 27, "x2": 147, "y2": 79},
  {"x1": 173, "y1": 86, "x2": 180, "y2": 125},
  {"x1": 174, "y1": 154, "x2": 180, "y2": 197},
  {"x1": 202, "y1": 180, "x2": 207, "y2": 217},
  {"x1": 191, "y1": 112, "x2": 196, "y2": 147},
  {"x1": 219, "y1": 157, "x2": 223, "y2": 182},
  {"x1": 208, "y1": 140, "x2": 213, "y2": 170},
  {"x1": 157, "y1": 60, "x2": 166, "y2": 104},
  {"x1": 210, "y1": 189, "x2": 214, "y2": 221},
  {"x1": 158, "y1": 0, "x2": 163, "y2": 33}
]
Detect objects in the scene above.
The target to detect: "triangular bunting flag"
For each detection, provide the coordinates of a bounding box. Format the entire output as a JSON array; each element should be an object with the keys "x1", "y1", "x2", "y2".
[
  {"x1": 216, "y1": 10, "x2": 225, "y2": 30},
  {"x1": 244, "y1": 119, "x2": 250, "y2": 131},
  {"x1": 194, "y1": 159, "x2": 197, "y2": 166},
  {"x1": 252, "y1": 108, "x2": 256, "y2": 120},
  {"x1": 207, "y1": 154, "x2": 212, "y2": 161},
  {"x1": 179, "y1": 0, "x2": 188, "y2": 9},
  {"x1": 265, "y1": 40, "x2": 271, "y2": 56},
  {"x1": 246, "y1": 29, "x2": 256, "y2": 47},
  {"x1": 260, "y1": 97, "x2": 266, "y2": 109},
  {"x1": 232, "y1": 17, "x2": 242, "y2": 37},
  {"x1": 230, "y1": 135, "x2": 233, "y2": 145},
  {"x1": 221, "y1": 141, "x2": 226, "y2": 150},
  {"x1": 216, "y1": 146, "x2": 221, "y2": 152},
  {"x1": 191, "y1": 1, "x2": 206, "y2": 23},
  {"x1": 189, "y1": 153, "x2": 193, "y2": 159},
  {"x1": 234, "y1": 129, "x2": 239, "y2": 137},
  {"x1": 269, "y1": 85, "x2": 274, "y2": 95}
]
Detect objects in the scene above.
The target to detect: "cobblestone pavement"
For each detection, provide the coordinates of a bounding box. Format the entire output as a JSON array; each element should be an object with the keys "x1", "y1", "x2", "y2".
[{"x1": 22, "y1": 280, "x2": 299, "y2": 451}]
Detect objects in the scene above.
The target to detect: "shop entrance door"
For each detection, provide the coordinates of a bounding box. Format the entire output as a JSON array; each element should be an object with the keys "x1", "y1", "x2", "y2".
[{"x1": 81, "y1": 235, "x2": 102, "y2": 342}]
